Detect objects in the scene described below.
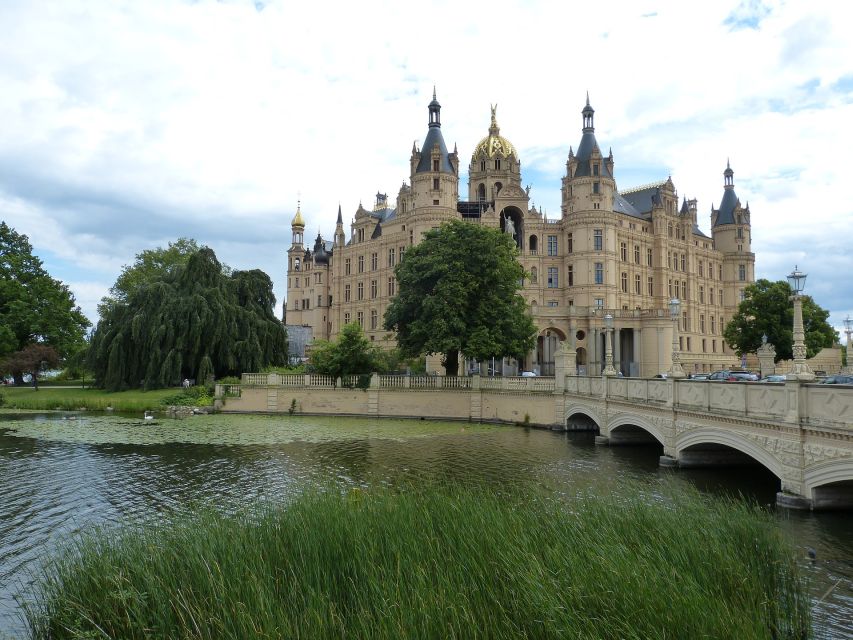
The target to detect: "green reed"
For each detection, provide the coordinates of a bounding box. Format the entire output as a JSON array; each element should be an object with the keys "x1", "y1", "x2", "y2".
[{"x1": 25, "y1": 483, "x2": 810, "y2": 639}]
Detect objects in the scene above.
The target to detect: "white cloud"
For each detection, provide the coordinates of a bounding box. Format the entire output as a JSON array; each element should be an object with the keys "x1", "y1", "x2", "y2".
[{"x1": 0, "y1": 0, "x2": 851, "y2": 328}]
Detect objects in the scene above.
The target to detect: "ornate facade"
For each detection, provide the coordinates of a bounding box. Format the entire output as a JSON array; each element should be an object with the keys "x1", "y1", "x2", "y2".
[{"x1": 285, "y1": 93, "x2": 755, "y2": 377}]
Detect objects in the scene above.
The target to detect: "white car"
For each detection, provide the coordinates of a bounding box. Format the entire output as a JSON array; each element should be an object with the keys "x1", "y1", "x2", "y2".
[{"x1": 520, "y1": 371, "x2": 537, "y2": 377}]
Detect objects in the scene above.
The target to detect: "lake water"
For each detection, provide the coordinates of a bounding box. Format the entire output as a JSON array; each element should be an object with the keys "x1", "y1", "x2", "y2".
[{"x1": 1, "y1": 412, "x2": 851, "y2": 638}]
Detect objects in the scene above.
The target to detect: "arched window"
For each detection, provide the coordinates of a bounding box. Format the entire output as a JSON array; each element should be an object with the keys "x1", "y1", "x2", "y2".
[
  {"x1": 494, "y1": 182, "x2": 503, "y2": 196},
  {"x1": 480, "y1": 160, "x2": 486, "y2": 171},
  {"x1": 529, "y1": 235, "x2": 538, "y2": 254},
  {"x1": 478, "y1": 184, "x2": 486, "y2": 202},
  {"x1": 495, "y1": 159, "x2": 501, "y2": 170}
]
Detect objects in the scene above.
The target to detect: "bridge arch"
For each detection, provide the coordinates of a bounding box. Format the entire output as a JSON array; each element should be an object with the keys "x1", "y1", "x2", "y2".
[
  {"x1": 675, "y1": 428, "x2": 785, "y2": 480},
  {"x1": 607, "y1": 415, "x2": 665, "y2": 446},
  {"x1": 804, "y1": 458, "x2": 853, "y2": 506},
  {"x1": 565, "y1": 404, "x2": 603, "y2": 432}
]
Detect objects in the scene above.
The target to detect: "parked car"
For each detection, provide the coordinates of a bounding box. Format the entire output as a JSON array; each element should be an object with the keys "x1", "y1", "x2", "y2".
[
  {"x1": 818, "y1": 375, "x2": 853, "y2": 385},
  {"x1": 707, "y1": 369, "x2": 758, "y2": 381},
  {"x1": 759, "y1": 374, "x2": 787, "y2": 383},
  {"x1": 707, "y1": 370, "x2": 733, "y2": 381},
  {"x1": 689, "y1": 373, "x2": 710, "y2": 380},
  {"x1": 520, "y1": 371, "x2": 537, "y2": 377},
  {"x1": 729, "y1": 371, "x2": 760, "y2": 381}
]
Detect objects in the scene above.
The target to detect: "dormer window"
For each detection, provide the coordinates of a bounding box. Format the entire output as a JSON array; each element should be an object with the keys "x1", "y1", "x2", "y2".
[
  {"x1": 495, "y1": 159, "x2": 501, "y2": 170},
  {"x1": 593, "y1": 164, "x2": 599, "y2": 176},
  {"x1": 433, "y1": 159, "x2": 439, "y2": 171}
]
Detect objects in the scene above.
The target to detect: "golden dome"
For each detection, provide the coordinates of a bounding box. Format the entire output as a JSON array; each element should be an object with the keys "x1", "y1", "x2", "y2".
[
  {"x1": 473, "y1": 105, "x2": 516, "y2": 160},
  {"x1": 291, "y1": 202, "x2": 305, "y2": 227}
]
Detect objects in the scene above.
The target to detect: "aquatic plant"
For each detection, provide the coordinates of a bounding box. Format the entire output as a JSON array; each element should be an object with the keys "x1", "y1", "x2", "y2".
[{"x1": 25, "y1": 483, "x2": 810, "y2": 639}]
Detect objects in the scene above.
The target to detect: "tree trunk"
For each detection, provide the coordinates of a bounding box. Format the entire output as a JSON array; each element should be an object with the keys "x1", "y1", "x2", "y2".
[
  {"x1": 442, "y1": 349, "x2": 459, "y2": 377},
  {"x1": 12, "y1": 371, "x2": 24, "y2": 386}
]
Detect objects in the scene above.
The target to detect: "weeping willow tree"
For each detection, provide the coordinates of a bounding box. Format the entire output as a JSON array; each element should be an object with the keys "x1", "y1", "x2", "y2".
[{"x1": 88, "y1": 247, "x2": 287, "y2": 390}]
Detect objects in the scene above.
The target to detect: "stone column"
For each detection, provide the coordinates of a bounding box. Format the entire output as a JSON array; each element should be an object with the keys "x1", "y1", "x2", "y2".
[
  {"x1": 613, "y1": 328, "x2": 621, "y2": 375},
  {"x1": 633, "y1": 328, "x2": 642, "y2": 377},
  {"x1": 590, "y1": 328, "x2": 598, "y2": 376},
  {"x1": 787, "y1": 293, "x2": 814, "y2": 381}
]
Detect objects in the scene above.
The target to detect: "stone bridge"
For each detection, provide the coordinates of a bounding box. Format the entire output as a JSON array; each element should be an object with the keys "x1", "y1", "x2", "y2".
[{"x1": 219, "y1": 372, "x2": 853, "y2": 510}]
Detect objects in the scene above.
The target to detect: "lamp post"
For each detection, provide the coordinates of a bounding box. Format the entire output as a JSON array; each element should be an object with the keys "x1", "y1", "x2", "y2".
[
  {"x1": 786, "y1": 266, "x2": 814, "y2": 381},
  {"x1": 843, "y1": 315, "x2": 852, "y2": 374},
  {"x1": 668, "y1": 298, "x2": 685, "y2": 378},
  {"x1": 603, "y1": 313, "x2": 617, "y2": 376}
]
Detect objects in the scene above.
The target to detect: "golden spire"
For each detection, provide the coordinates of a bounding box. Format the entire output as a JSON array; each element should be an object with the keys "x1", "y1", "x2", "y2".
[{"x1": 292, "y1": 199, "x2": 305, "y2": 227}]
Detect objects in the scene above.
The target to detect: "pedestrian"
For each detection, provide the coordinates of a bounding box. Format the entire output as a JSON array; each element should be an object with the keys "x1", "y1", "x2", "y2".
[{"x1": 182, "y1": 378, "x2": 190, "y2": 389}]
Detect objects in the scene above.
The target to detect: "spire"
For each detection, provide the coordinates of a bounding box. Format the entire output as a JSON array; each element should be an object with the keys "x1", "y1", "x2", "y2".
[
  {"x1": 582, "y1": 94, "x2": 595, "y2": 132},
  {"x1": 724, "y1": 159, "x2": 734, "y2": 188},
  {"x1": 291, "y1": 200, "x2": 305, "y2": 227},
  {"x1": 428, "y1": 88, "x2": 441, "y2": 128},
  {"x1": 336, "y1": 204, "x2": 342, "y2": 225}
]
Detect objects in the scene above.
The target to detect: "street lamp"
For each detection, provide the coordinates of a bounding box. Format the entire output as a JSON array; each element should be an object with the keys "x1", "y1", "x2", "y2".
[
  {"x1": 843, "y1": 315, "x2": 852, "y2": 374},
  {"x1": 668, "y1": 298, "x2": 685, "y2": 378},
  {"x1": 786, "y1": 266, "x2": 814, "y2": 381},
  {"x1": 603, "y1": 313, "x2": 617, "y2": 376}
]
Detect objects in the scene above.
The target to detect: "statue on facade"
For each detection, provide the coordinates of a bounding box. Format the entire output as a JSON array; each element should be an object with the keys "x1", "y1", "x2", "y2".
[{"x1": 503, "y1": 213, "x2": 516, "y2": 240}]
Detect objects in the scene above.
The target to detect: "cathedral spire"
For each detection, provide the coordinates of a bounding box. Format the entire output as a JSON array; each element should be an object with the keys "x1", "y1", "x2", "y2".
[{"x1": 336, "y1": 204, "x2": 342, "y2": 225}]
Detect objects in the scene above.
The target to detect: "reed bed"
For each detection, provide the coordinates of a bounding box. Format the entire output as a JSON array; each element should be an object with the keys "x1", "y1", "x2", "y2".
[{"x1": 25, "y1": 484, "x2": 810, "y2": 639}]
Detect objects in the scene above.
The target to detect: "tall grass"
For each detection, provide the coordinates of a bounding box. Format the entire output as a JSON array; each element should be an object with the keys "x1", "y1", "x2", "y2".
[
  {"x1": 25, "y1": 483, "x2": 810, "y2": 639},
  {"x1": 1, "y1": 387, "x2": 179, "y2": 412}
]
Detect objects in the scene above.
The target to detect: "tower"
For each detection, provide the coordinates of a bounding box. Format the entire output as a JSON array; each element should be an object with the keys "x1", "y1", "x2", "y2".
[
  {"x1": 711, "y1": 161, "x2": 754, "y2": 309},
  {"x1": 408, "y1": 89, "x2": 459, "y2": 211}
]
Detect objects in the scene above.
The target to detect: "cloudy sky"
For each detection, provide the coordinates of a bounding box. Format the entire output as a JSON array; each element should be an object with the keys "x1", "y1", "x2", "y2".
[{"x1": 1, "y1": 0, "x2": 851, "y2": 336}]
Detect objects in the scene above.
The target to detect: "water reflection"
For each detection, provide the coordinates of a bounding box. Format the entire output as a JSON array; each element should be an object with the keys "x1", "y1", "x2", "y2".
[{"x1": 0, "y1": 413, "x2": 851, "y2": 638}]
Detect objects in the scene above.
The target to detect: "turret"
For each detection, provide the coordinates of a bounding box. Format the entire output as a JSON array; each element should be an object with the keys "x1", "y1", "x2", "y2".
[
  {"x1": 409, "y1": 89, "x2": 459, "y2": 210},
  {"x1": 561, "y1": 95, "x2": 615, "y2": 216},
  {"x1": 333, "y1": 204, "x2": 345, "y2": 248},
  {"x1": 711, "y1": 161, "x2": 754, "y2": 307}
]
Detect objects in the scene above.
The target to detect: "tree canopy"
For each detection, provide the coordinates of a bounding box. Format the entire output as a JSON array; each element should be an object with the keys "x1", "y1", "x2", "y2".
[
  {"x1": 310, "y1": 322, "x2": 385, "y2": 380},
  {"x1": 384, "y1": 220, "x2": 536, "y2": 375},
  {"x1": 98, "y1": 238, "x2": 211, "y2": 316},
  {"x1": 0, "y1": 222, "x2": 90, "y2": 382},
  {"x1": 723, "y1": 278, "x2": 837, "y2": 361},
  {"x1": 88, "y1": 246, "x2": 287, "y2": 390}
]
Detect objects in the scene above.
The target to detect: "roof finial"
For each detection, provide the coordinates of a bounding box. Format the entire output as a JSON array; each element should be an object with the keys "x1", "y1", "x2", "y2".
[
  {"x1": 727, "y1": 157, "x2": 731, "y2": 169},
  {"x1": 336, "y1": 203, "x2": 342, "y2": 225},
  {"x1": 432, "y1": 85, "x2": 436, "y2": 101},
  {"x1": 586, "y1": 91, "x2": 590, "y2": 106}
]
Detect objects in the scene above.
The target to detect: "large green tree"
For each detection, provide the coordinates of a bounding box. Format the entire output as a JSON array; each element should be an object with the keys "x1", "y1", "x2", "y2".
[
  {"x1": 88, "y1": 246, "x2": 287, "y2": 390},
  {"x1": 723, "y1": 278, "x2": 837, "y2": 361},
  {"x1": 0, "y1": 222, "x2": 90, "y2": 382},
  {"x1": 384, "y1": 220, "x2": 536, "y2": 376}
]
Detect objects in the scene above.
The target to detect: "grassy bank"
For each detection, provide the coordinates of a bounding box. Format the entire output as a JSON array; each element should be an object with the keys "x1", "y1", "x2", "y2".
[
  {"x1": 26, "y1": 484, "x2": 810, "y2": 639},
  {"x1": 0, "y1": 387, "x2": 182, "y2": 412}
]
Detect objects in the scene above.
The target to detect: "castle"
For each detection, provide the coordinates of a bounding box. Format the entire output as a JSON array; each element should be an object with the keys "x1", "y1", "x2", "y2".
[{"x1": 285, "y1": 93, "x2": 755, "y2": 377}]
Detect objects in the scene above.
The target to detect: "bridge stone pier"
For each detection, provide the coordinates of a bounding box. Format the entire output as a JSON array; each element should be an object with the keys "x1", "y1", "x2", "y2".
[{"x1": 220, "y1": 370, "x2": 853, "y2": 511}]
